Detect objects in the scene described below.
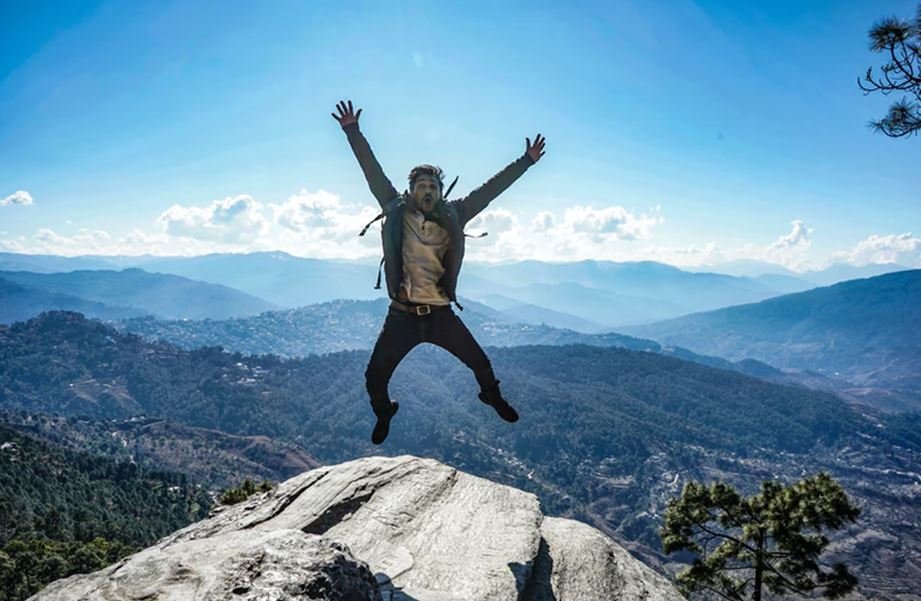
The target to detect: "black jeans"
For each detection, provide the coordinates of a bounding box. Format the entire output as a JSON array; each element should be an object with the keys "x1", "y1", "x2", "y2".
[{"x1": 365, "y1": 305, "x2": 499, "y2": 414}]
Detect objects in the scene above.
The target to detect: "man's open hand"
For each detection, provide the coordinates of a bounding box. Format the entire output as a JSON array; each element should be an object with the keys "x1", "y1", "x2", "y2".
[
  {"x1": 526, "y1": 133, "x2": 546, "y2": 163},
  {"x1": 332, "y1": 100, "x2": 362, "y2": 128}
]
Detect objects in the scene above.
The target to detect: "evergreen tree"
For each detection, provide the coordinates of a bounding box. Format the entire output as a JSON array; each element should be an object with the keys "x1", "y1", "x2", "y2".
[
  {"x1": 219, "y1": 478, "x2": 274, "y2": 505},
  {"x1": 660, "y1": 472, "x2": 860, "y2": 601},
  {"x1": 859, "y1": 4, "x2": 921, "y2": 137}
]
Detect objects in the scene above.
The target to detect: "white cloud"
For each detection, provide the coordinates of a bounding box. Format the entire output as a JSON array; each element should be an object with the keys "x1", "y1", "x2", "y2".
[
  {"x1": 2, "y1": 185, "x2": 914, "y2": 273},
  {"x1": 467, "y1": 208, "x2": 518, "y2": 236},
  {"x1": 531, "y1": 211, "x2": 555, "y2": 232},
  {"x1": 267, "y1": 189, "x2": 382, "y2": 258},
  {"x1": 763, "y1": 219, "x2": 812, "y2": 269},
  {"x1": 1, "y1": 190, "x2": 33, "y2": 206},
  {"x1": 157, "y1": 195, "x2": 269, "y2": 243},
  {"x1": 0, "y1": 188, "x2": 386, "y2": 258},
  {"x1": 767, "y1": 219, "x2": 811, "y2": 252},
  {"x1": 462, "y1": 204, "x2": 665, "y2": 262},
  {"x1": 558, "y1": 205, "x2": 663, "y2": 241},
  {"x1": 828, "y1": 233, "x2": 921, "y2": 267}
]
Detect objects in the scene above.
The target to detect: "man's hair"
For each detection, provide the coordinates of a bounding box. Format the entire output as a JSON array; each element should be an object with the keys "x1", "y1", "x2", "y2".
[{"x1": 408, "y1": 164, "x2": 444, "y2": 191}]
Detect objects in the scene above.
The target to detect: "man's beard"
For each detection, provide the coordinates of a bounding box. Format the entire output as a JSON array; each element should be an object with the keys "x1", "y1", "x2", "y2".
[{"x1": 416, "y1": 192, "x2": 440, "y2": 214}]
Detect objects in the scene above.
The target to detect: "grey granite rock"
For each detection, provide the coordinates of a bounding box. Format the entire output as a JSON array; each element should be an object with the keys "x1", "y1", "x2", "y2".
[
  {"x1": 30, "y1": 528, "x2": 381, "y2": 601},
  {"x1": 29, "y1": 455, "x2": 684, "y2": 601}
]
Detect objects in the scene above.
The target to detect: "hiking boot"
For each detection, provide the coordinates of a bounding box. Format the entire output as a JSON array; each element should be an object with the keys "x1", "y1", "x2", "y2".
[
  {"x1": 478, "y1": 383, "x2": 519, "y2": 423},
  {"x1": 371, "y1": 400, "x2": 399, "y2": 445}
]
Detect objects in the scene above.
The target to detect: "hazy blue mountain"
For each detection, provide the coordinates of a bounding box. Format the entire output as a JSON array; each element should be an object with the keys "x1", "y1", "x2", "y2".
[
  {"x1": 0, "y1": 277, "x2": 148, "y2": 324},
  {"x1": 471, "y1": 279, "x2": 686, "y2": 327},
  {"x1": 693, "y1": 259, "x2": 801, "y2": 278},
  {"x1": 138, "y1": 251, "x2": 381, "y2": 307},
  {"x1": 692, "y1": 260, "x2": 911, "y2": 287},
  {"x1": 3, "y1": 311, "x2": 919, "y2": 596},
  {"x1": 751, "y1": 273, "x2": 816, "y2": 294},
  {"x1": 4, "y1": 251, "x2": 908, "y2": 329},
  {"x1": 476, "y1": 293, "x2": 608, "y2": 332},
  {"x1": 462, "y1": 260, "x2": 802, "y2": 327},
  {"x1": 0, "y1": 252, "x2": 120, "y2": 272},
  {"x1": 803, "y1": 262, "x2": 910, "y2": 286},
  {"x1": 0, "y1": 268, "x2": 276, "y2": 320},
  {"x1": 624, "y1": 269, "x2": 921, "y2": 411},
  {"x1": 0, "y1": 252, "x2": 806, "y2": 327}
]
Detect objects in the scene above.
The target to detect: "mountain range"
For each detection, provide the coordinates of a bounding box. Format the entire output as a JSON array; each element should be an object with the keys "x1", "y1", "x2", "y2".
[
  {"x1": 2, "y1": 310, "x2": 919, "y2": 599},
  {"x1": 0, "y1": 268, "x2": 276, "y2": 322},
  {"x1": 624, "y1": 269, "x2": 921, "y2": 411},
  {"x1": 2, "y1": 251, "x2": 908, "y2": 330},
  {"x1": 115, "y1": 296, "x2": 852, "y2": 402}
]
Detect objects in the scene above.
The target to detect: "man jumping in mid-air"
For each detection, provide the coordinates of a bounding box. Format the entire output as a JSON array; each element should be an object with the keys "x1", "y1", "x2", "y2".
[{"x1": 333, "y1": 99, "x2": 546, "y2": 444}]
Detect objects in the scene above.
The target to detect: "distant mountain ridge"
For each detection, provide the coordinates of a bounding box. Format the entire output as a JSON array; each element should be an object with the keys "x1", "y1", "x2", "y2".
[
  {"x1": 624, "y1": 269, "x2": 921, "y2": 411},
  {"x1": 116, "y1": 297, "x2": 657, "y2": 355},
  {"x1": 0, "y1": 251, "x2": 819, "y2": 329},
  {"x1": 114, "y1": 297, "x2": 843, "y2": 396},
  {"x1": 0, "y1": 276, "x2": 147, "y2": 324},
  {"x1": 1, "y1": 250, "x2": 913, "y2": 330},
  {"x1": 0, "y1": 268, "x2": 276, "y2": 320}
]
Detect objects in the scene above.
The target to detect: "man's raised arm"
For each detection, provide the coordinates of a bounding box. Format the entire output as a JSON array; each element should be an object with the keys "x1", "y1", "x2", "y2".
[
  {"x1": 332, "y1": 100, "x2": 399, "y2": 208},
  {"x1": 458, "y1": 133, "x2": 546, "y2": 225}
]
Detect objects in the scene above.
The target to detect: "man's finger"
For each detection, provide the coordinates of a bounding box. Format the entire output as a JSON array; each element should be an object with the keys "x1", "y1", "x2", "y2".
[
  {"x1": 338, "y1": 101, "x2": 347, "y2": 115},
  {"x1": 348, "y1": 100, "x2": 354, "y2": 114},
  {"x1": 355, "y1": 108, "x2": 362, "y2": 120},
  {"x1": 332, "y1": 112, "x2": 340, "y2": 122},
  {"x1": 526, "y1": 137, "x2": 531, "y2": 148}
]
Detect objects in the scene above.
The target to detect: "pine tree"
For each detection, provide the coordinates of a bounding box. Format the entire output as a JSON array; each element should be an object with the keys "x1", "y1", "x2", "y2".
[
  {"x1": 660, "y1": 472, "x2": 860, "y2": 600},
  {"x1": 858, "y1": 4, "x2": 921, "y2": 137}
]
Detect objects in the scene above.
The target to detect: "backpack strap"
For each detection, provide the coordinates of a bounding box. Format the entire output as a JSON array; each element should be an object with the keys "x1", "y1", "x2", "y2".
[
  {"x1": 374, "y1": 256, "x2": 385, "y2": 289},
  {"x1": 359, "y1": 194, "x2": 404, "y2": 237}
]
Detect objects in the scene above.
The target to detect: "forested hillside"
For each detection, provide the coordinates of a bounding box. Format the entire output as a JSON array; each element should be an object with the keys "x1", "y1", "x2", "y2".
[{"x1": 0, "y1": 424, "x2": 212, "y2": 600}]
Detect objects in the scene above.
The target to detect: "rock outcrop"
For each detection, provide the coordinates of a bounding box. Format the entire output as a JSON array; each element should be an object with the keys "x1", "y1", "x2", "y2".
[{"x1": 30, "y1": 455, "x2": 683, "y2": 601}]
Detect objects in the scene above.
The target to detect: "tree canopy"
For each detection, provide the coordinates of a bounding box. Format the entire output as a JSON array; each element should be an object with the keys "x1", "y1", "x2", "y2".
[
  {"x1": 859, "y1": 4, "x2": 921, "y2": 137},
  {"x1": 661, "y1": 472, "x2": 860, "y2": 601}
]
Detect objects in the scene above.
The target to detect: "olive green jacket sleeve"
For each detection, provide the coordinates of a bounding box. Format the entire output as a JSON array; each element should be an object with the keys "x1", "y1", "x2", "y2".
[
  {"x1": 457, "y1": 152, "x2": 535, "y2": 226},
  {"x1": 342, "y1": 122, "x2": 400, "y2": 208}
]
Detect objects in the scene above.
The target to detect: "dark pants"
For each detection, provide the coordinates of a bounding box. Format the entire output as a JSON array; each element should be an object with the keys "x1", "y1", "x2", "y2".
[{"x1": 365, "y1": 305, "x2": 499, "y2": 414}]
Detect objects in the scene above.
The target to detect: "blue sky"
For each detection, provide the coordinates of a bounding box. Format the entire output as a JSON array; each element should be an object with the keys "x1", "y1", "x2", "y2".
[{"x1": 1, "y1": 0, "x2": 919, "y2": 270}]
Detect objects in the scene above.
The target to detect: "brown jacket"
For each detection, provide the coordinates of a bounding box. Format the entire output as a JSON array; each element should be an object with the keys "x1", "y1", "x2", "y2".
[{"x1": 343, "y1": 122, "x2": 534, "y2": 308}]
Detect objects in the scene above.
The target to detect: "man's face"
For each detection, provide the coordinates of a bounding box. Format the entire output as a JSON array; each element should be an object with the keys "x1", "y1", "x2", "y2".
[{"x1": 411, "y1": 174, "x2": 442, "y2": 213}]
